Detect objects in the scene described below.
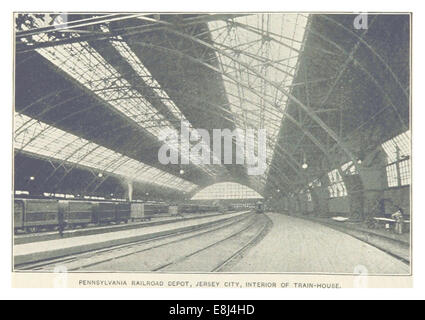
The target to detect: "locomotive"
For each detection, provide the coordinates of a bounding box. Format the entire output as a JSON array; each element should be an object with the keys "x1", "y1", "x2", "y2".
[
  {"x1": 255, "y1": 201, "x2": 265, "y2": 214},
  {"x1": 14, "y1": 198, "x2": 218, "y2": 233}
]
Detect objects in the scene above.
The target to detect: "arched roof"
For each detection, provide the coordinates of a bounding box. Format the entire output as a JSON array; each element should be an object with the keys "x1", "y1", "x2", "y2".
[
  {"x1": 14, "y1": 13, "x2": 410, "y2": 200},
  {"x1": 191, "y1": 182, "x2": 263, "y2": 200}
]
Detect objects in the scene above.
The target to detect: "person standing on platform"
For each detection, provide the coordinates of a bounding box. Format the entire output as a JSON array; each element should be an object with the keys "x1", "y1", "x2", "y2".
[{"x1": 392, "y1": 206, "x2": 404, "y2": 235}]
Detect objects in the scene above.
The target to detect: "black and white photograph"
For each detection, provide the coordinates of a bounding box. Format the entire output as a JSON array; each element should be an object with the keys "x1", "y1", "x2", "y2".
[{"x1": 10, "y1": 11, "x2": 413, "y2": 289}]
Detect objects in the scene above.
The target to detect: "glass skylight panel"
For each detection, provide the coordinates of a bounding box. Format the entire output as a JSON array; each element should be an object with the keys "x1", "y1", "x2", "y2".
[
  {"x1": 308, "y1": 179, "x2": 321, "y2": 188},
  {"x1": 386, "y1": 164, "x2": 398, "y2": 188},
  {"x1": 381, "y1": 130, "x2": 411, "y2": 188},
  {"x1": 99, "y1": 25, "x2": 184, "y2": 121},
  {"x1": 209, "y1": 14, "x2": 309, "y2": 180},
  {"x1": 99, "y1": 26, "x2": 223, "y2": 173},
  {"x1": 328, "y1": 169, "x2": 341, "y2": 184},
  {"x1": 327, "y1": 168, "x2": 347, "y2": 198},
  {"x1": 22, "y1": 16, "x2": 218, "y2": 177},
  {"x1": 382, "y1": 130, "x2": 411, "y2": 164},
  {"x1": 34, "y1": 36, "x2": 171, "y2": 137},
  {"x1": 399, "y1": 159, "x2": 411, "y2": 186},
  {"x1": 384, "y1": 159, "x2": 411, "y2": 188},
  {"x1": 14, "y1": 113, "x2": 197, "y2": 192},
  {"x1": 341, "y1": 161, "x2": 358, "y2": 175}
]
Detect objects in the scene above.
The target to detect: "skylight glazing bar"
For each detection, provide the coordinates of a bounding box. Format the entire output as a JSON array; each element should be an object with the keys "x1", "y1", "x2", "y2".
[
  {"x1": 99, "y1": 25, "x2": 223, "y2": 172},
  {"x1": 208, "y1": 14, "x2": 309, "y2": 187},
  {"x1": 382, "y1": 130, "x2": 411, "y2": 164},
  {"x1": 14, "y1": 113, "x2": 198, "y2": 192},
  {"x1": 22, "y1": 16, "x2": 218, "y2": 177}
]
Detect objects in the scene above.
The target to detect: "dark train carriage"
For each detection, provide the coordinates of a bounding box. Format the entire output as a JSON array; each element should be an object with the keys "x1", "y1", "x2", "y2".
[
  {"x1": 59, "y1": 200, "x2": 93, "y2": 228},
  {"x1": 14, "y1": 199, "x2": 25, "y2": 231},
  {"x1": 177, "y1": 204, "x2": 186, "y2": 214},
  {"x1": 198, "y1": 205, "x2": 207, "y2": 213},
  {"x1": 93, "y1": 201, "x2": 116, "y2": 224},
  {"x1": 255, "y1": 201, "x2": 264, "y2": 214},
  {"x1": 143, "y1": 203, "x2": 157, "y2": 218},
  {"x1": 21, "y1": 199, "x2": 60, "y2": 232},
  {"x1": 115, "y1": 202, "x2": 130, "y2": 223},
  {"x1": 178, "y1": 204, "x2": 199, "y2": 214},
  {"x1": 155, "y1": 203, "x2": 169, "y2": 214},
  {"x1": 198, "y1": 204, "x2": 218, "y2": 213},
  {"x1": 144, "y1": 203, "x2": 168, "y2": 217}
]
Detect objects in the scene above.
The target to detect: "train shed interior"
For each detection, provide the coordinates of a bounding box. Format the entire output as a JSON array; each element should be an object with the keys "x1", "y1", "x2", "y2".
[{"x1": 13, "y1": 13, "x2": 411, "y2": 275}]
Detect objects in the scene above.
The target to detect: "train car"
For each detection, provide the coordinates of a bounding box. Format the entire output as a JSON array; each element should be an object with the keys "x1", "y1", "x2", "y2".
[
  {"x1": 168, "y1": 205, "x2": 179, "y2": 216},
  {"x1": 198, "y1": 204, "x2": 218, "y2": 213},
  {"x1": 131, "y1": 203, "x2": 169, "y2": 221},
  {"x1": 255, "y1": 201, "x2": 264, "y2": 214},
  {"x1": 146, "y1": 203, "x2": 169, "y2": 216},
  {"x1": 115, "y1": 202, "x2": 130, "y2": 223},
  {"x1": 18, "y1": 199, "x2": 60, "y2": 232},
  {"x1": 198, "y1": 205, "x2": 207, "y2": 213},
  {"x1": 143, "y1": 203, "x2": 156, "y2": 218},
  {"x1": 93, "y1": 201, "x2": 116, "y2": 224},
  {"x1": 178, "y1": 204, "x2": 200, "y2": 214},
  {"x1": 59, "y1": 200, "x2": 93, "y2": 228},
  {"x1": 158, "y1": 203, "x2": 170, "y2": 214},
  {"x1": 13, "y1": 199, "x2": 25, "y2": 232},
  {"x1": 130, "y1": 202, "x2": 144, "y2": 221},
  {"x1": 14, "y1": 198, "x2": 223, "y2": 233},
  {"x1": 177, "y1": 204, "x2": 186, "y2": 214}
]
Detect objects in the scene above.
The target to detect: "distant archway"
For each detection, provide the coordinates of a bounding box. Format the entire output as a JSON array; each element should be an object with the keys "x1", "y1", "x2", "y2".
[{"x1": 191, "y1": 182, "x2": 264, "y2": 200}]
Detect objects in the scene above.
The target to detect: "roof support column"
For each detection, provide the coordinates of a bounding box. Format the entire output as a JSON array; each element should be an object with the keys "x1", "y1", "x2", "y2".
[{"x1": 127, "y1": 180, "x2": 133, "y2": 202}]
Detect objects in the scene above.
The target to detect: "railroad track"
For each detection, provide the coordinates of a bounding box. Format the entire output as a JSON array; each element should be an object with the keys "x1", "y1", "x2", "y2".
[
  {"x1": 213, "y1": 215, "x2": 272, "y2": 272},
  {"x1": 153, "y1": 214, "x2": 272, "y2": 272},
  {"x1": 15, "y1": 212, "x2": 256, "y2": 271}
]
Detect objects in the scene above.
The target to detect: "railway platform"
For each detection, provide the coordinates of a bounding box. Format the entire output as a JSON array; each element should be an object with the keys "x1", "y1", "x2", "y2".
[
  {"x1": 14, "y1": 211, "x2": 227, "y2": 245},
  {"x1": 296, "y1": 214, "x2": 410, "y2": 263},
  {"x1": 14, "y1": 210, "x2": 250, "y2": 266},
  {"x1": 226, "y1": 213, "x2": 410, "y2": 275}
]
